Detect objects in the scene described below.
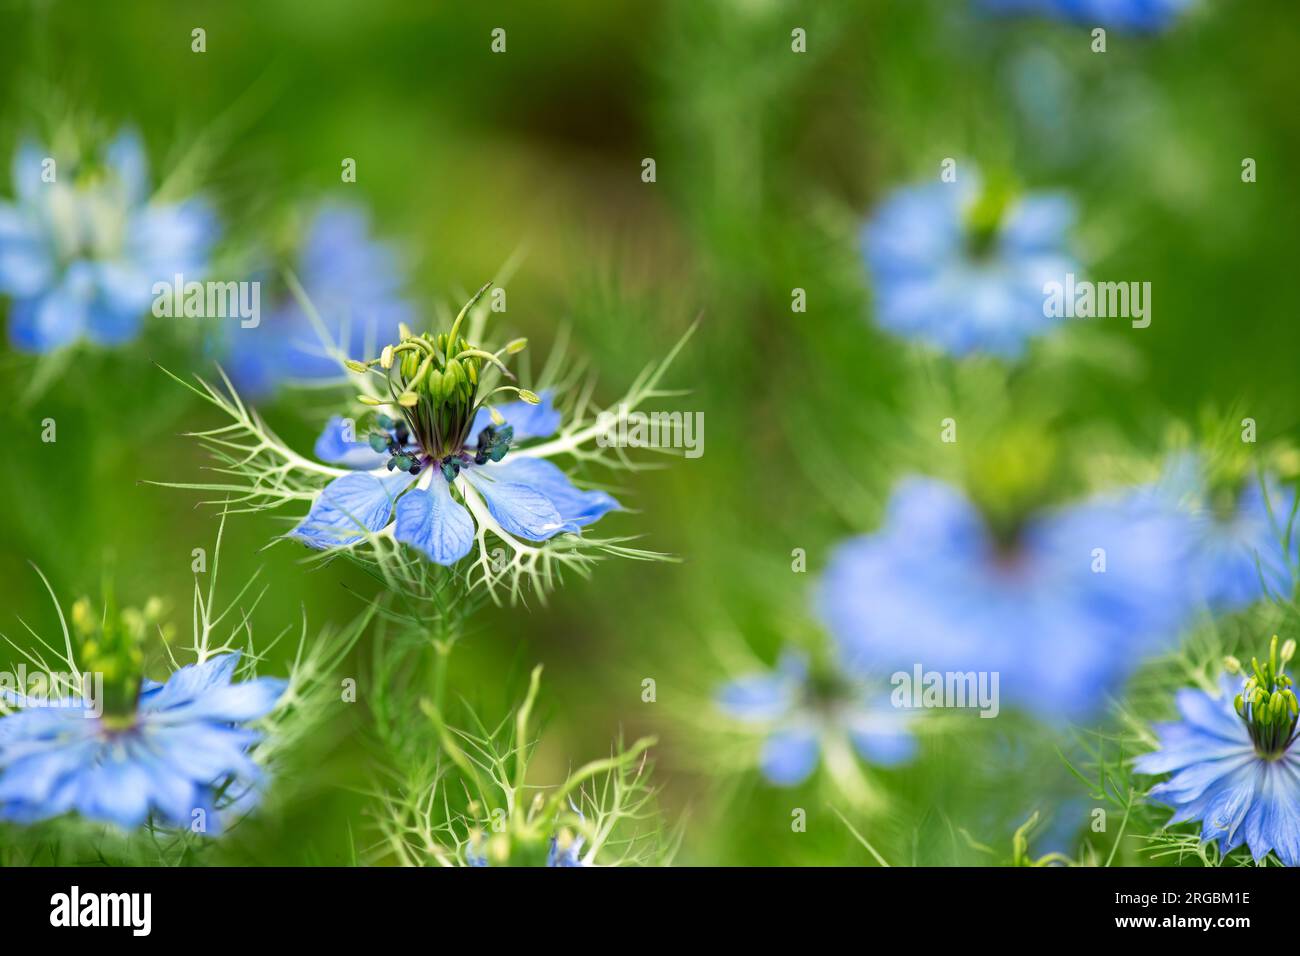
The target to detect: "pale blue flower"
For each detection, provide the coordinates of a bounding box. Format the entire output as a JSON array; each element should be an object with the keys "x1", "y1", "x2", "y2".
[
  {"x1": 1153, "y1": 455, "x2": 1297, "y2": 612},
  {"x1": 225, "y1": 202, "x2": 414, "y2": 397},
  {"x1": 862, "y1": 169, "x2": 1078, "y2": 358},
  {"x1": 0, "y1": 130, "x2": 216, "y2": 351},
  {"x1": 716, "y1": 650, "x2": 915, "y2": 787},
  {"x1": 819, "y1": 477, "x2": 1195, "y2": 720},
  {"x1": 0, "y1": 653, "x2": 285, "y2": 832},
  {"x1": 293, "y1": 392, "x2": 618, "y2": 564},
  {"x1": 1136, "y1": 667, "x2": 1300, "y2": 866},
  {"x1": 980, "y1": 0, "x2": 1192, "y2": 31}
]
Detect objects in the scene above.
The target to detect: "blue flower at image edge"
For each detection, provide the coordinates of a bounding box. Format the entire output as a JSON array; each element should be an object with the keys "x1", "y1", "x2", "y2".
[
  {"x1": 819, "y1": 477, "x2": 1195, "y2": 721},
  {"x1": 979, "y1": 0, "x2": 1192, "y2": 31},
  {"x1": 1136, "y1": 674, "x2": 1300, "y2": 866},
  {"x1": 225, "y1": 203, "x2": 414, "y2": 398},
  {"x1": 0, "y1": 652, "x2": 285, "y2": 832},
  {"x1": 1153, "y1": 454, "x2": 1298, "y2": 613},
  {"x1": 0, "y1": 130, "x2": 216, "y2": 352},
  {"x1": 862, "y1": 170, "x2": 1079, "y2": 359},
  {"x1": 293, "y1": 392, "x2": 619, "y2": 564},
  {"x1": 716, "y1": 651, "x2": 916, "y2": 786}
]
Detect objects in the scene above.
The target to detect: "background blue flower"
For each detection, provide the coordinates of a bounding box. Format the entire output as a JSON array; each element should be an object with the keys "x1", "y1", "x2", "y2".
[
  {"x1": 862, "y1": 170, "x2": 1079, "y2": 359},
  {"x1": 979, "y1": 0, "x2": 1192, "y2": 31},
  {"x1": 716, "y1": 650, "x2": 915, "y2": 787},
  {"x1": 819, "y1": 477, "x2": 1196, "y2": 720},
  {"x1": 224, "y1": 203, "x2": 414, "y2": 397},
  {"x1": 1152, "y1": 455, "x2": 1298, "y2": 612},
  {"x1": 0, "y1": 130, "x2": 216, "y2": 352}
]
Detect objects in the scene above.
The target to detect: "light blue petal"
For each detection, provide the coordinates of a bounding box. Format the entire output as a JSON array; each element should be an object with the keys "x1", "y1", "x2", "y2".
[
  {"x1": 7, "y1": 262, "x2": 95, "y2": 352},
  {"x1": 717, "y1": 674, "x2": 797, "y2": 723},
  {"x1": 464, "y1": 469, "x2": 574, "y2": 542},
  {"x1": 143, "y1": 653, "x2": 241, "y2": 713},
  {"x1": 104, "y1": 129, "x2": 150, "y2": 206},
  {"x1": 759, "y1": 727, "x2": 820, "y2": 787},
  {"x1": 470, "y1": 391, "x2": 562, "y2": 443},
  {"x1": 393, "y1": 474, "x2": 476, "y2": 565},
  {"x1": 313, "y1": 415, "x2": 389, "y2": 469},
  {"x1": 848, "y1": 716, "x2": 917, "y2": 767},
  {"x1": 484, "y1": 457, "x2": 619, "y2": 527},
  {"x1": 290, "y1": 470, "x2": 412, "y2": 548},
  {"x1": 0, "y1": 201, "x2": 54, "y2": 296}
]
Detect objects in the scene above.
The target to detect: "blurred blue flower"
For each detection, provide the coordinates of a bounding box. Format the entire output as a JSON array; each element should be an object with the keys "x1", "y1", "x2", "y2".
[
  {"x1": 980, "y1": 0, "x2": 1192, "y2": 31},
  {"x1": 0, "y1": 652, "x2": 285, "y2": 832},
  {"x1": 0, "y1": 130, "x2": 216, "y2": 352},
  {"x1": 1153, "y1": 455, "x2": 1297, "y2": 612},
  {"x1": 819, "y1": 477, "x2": 1195, "y2": 720},
  {"x1": 294, "y1": 391, "x2": 618, "y2": 563},
  {"x1": 862, "y1": 169, "x2": 1079, "y2": 358},
  {"x1": 716, "y1": 650, "x2": 915, "y2": 787},
  {"x1": 1136, "y1": 660, "x2": 1300, "y2": 866},
  {"x1": 225, "y1": 203, "x2": 414, "y2": 398}
]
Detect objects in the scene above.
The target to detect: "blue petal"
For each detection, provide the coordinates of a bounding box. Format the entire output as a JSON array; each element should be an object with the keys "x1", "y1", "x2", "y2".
[
  {"x1": 0, "y1": 201, "x2": 55, "y2": 297},
  {"x1": 7, "y1": 262, "x2": 95, "y2": 352},
  {"x1": 848, "y1": 712, "x2": 917, "y2": 767},
  {"x1": 104, "y1": 129, "x2": 150, "y2": 207},
  {"x1": 394, "y1": 473, "x2": 476, "y2": 565},
  {"x1": 759, "y1": 727, "x2": 821, "y2": 787},
  {"x1": 290, "y1": 470, "x2": 412, "y2": 548},
  {"x1": 464, "y1": 469, "x2": 574, "y2": 541},
  {"x1": 143, "y1": 653, "x2": 241, "y2": 713},
  {"x1": 484, "y1": 457, "x2": 619, "y2": 527},
  {"x1": 470, "y1": 391, "x2": 562, "y2": 443},
  {"x1": 313, "y1": 415, "x2": 389, "y2": 469}
]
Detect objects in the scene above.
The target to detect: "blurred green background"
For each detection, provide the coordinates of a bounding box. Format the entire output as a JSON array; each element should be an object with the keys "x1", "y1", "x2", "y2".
[{"x1": 1, "y1": 0, "x2": 1297, "y2": 865}]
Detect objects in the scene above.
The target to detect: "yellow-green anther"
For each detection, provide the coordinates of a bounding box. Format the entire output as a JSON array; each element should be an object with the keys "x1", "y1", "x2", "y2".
[
  {"x1": 398, "y1": 322, "x2": 413, "y2": 340},
  {"x1": 519, "y1": 389, "x2": 540, "y2": 405},
  {"x1": 1283, "y1": 639, "x2": 1296, "y2": 664},
  {"x1": 380, "y1": 344, "x2": 394, "y2": 369},
  {"x1": 1224, "y1": 656, "x2": 1242, "y2": 674},
  {"x1": 506, "y1": 337, "x2": 527, "y2": 354},
  {"x1": 358, "y1": 395, "x2": 385, "y2": 406},
  {"x1": 344, "y1": 359, "x2": 370, "y2": 374},
  {"x1": 398, "y1": 391, "x2": 419, "y2": 407}
]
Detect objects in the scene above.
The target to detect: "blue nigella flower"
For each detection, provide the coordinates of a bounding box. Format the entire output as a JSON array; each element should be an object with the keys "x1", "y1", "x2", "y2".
[
  {"x1": 295, "y1": 390, "x2": 618, "y2": 564},
  {"x1": 1152, "y1": 454, "x2": 1297, "y2": 612},
  {"x1": 979, "y1": 0, "x2": 1192, "y2": 32},
  {"x1": 819, "y1": 477, "x2": 1195, "y2": 720},
  {"x1": 716, "y1": 650, "x2": 915, "y2": 787},
  {"x1": 225, "y1": 202, "x2": 414, "y2": 398},
  {"x1": 0, "y1": 129, "x2": 216, "y2": 352},
  {"x1": 862, "y1": 168, "x2": 1078, "y2": 359},
  {"x1": 0, "y1": 652, "x2": 285, "y2": 832},
  {"x1": 1135, "y1": 638, "x2": 1300, "y2": 866}
]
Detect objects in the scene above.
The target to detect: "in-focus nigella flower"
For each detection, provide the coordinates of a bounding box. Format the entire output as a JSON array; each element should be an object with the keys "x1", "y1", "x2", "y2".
[
  {"x1": 716, "y1": 650, "x2": 914, "y2": 787},
  {"x1": 225, "y1": 202, "x2": 414, "y2": 398},
  {"x1": 1152, "y1": 454, "x2": 1297, "y2": 612},
  {"x1": 0, "y1": 597, "x2": 284, "y2": 832},
  {"x1": 1136, "y1": 637, "x2": 1300, "y2": 866},
  {"x1": 290, "y1": 284, "x2": 618, "y2": 566},
  {"x1": 820, "y1": 476, "x2": 1194, "y2": 720},
  {"x1": 0, "y1": 129, "x2": 216, "y2": 352},
  {"x1": 979, "y1": 0, "x2": 1192, "y2": 32},
  {"x1": 861, "y1": 167, "x2": 1078, "y2": 358}
]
